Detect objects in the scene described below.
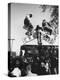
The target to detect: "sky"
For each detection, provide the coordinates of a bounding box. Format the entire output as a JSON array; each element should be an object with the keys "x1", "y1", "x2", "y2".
[{"x1": 8, "y1": 3, "x2": 59, "y2": 54}]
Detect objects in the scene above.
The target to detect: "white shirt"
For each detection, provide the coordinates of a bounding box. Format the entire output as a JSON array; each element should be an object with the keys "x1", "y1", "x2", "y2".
[
  {"x1": 26, "y1": 71, "x2": 38, "y2": 76},
  {"x1": 11, "y1": 67, "x2": 21, "y2": 77}
]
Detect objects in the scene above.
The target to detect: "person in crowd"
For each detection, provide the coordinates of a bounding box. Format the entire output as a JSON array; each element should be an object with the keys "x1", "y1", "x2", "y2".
[
  {"x1": 40, "y1": 62, "x2": 46, "y2": 75},
  {"x1": 23, "y1": 14, "x2": 33, "y2": 33},
  {"x1": 26, "y1": 64, "x2": 38, "y2": 76},
  {"x1": 23, "y1": 14, "x2": 33, "y2": 40},
  {"x1": 42, "y1": 19, "x2": 52, "y2": 35},
  {"x1": 11, "y1": 67, "x2": 21, "y2": 77}
]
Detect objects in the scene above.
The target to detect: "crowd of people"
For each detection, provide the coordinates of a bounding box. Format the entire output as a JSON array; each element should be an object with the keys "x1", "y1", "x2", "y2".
[{"x1": 8, "y1": 45, "x2": 58, "y2": 77}]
